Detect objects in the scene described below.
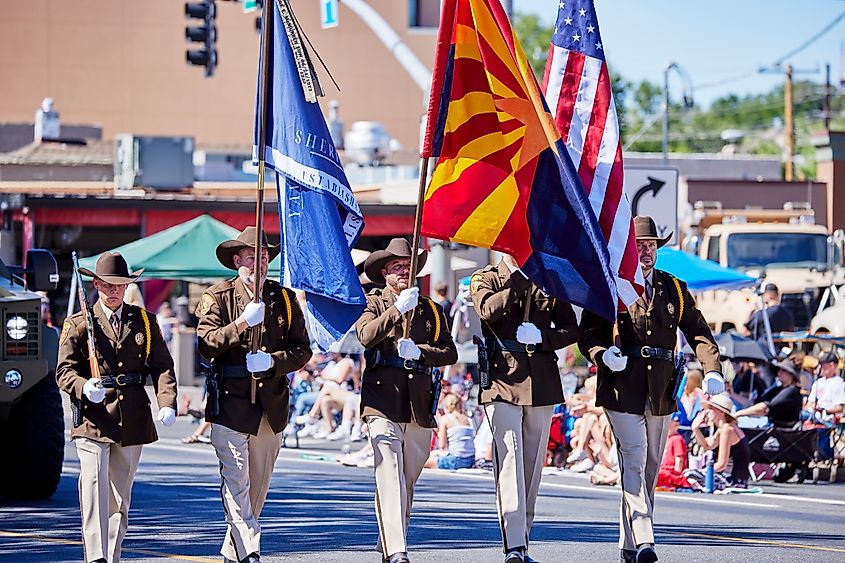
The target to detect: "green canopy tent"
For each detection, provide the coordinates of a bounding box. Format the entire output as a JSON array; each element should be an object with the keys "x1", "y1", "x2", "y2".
[{"x1": 77, "y1": 214, "x2": 282, "y2": 281}]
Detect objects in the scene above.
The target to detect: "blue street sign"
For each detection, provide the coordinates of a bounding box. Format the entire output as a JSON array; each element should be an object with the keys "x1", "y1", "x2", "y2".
[{"x1": 320, "y1": 0, "x2": 339, "y2": 29}]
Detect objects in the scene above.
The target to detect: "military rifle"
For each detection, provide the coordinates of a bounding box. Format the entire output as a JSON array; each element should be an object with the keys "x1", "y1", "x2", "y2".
[{"x1": 71, "y1": 252, "x2": 102, "y2": 426}]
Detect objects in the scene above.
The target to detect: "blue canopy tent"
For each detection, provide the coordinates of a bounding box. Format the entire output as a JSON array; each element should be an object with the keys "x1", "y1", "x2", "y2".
[{"x1": 656, "y1": 247, "x2": 755, "y2": 292}]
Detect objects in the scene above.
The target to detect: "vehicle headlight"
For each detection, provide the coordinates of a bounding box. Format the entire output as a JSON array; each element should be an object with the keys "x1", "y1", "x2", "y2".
[
  {"x1": 6, "y1": 316, "x2": 28, "y2": 340},
  {"x1": 5, "y1": 369, "x2": 22, "y2": 389}
]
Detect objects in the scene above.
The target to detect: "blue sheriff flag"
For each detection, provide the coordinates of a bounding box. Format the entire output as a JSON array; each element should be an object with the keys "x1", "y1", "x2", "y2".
[{"x1": 253, "y1": 0, "x2": 365, "y2": 351}]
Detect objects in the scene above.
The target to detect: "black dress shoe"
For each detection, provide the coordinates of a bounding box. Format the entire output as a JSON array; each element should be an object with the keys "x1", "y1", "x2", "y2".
[
  {"x1": 384, "y1": 552, "x2": 410, "y2": 563},
  {"x1": 504, "y1": 549, "x2": 525, "y2": 563},
  {"x1": 620, "y1": 549, "x2": 636, "y2": 562},
  {"x1": 635, "y1": 545, "x2": 657, "y2": 563},
  {"x1": 242, "y1": 554, "x2": 261, "y2": 563}
]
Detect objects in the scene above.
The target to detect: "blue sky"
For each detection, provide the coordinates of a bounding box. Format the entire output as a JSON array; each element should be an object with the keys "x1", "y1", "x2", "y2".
[{"x1": 514, "y1": 0, "x2": 845, "y2": 106}]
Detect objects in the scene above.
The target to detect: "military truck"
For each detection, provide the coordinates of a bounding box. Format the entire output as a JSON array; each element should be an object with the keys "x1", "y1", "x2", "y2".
[
  {"x1": 686, "y1": 206, "x2": 844, "y2": 333},
  {"x1": 0, "y1": 249, "x2": 63, "y2": 499}
]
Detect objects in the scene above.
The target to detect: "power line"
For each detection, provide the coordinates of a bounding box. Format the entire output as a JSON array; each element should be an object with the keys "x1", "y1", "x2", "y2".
[{"x1": 692, "y1": 10, "x2": 845, "y2": 93}]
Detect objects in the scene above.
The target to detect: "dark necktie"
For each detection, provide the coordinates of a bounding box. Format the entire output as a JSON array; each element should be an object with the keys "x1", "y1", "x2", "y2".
[
  {"x1": 645, "y1": 280, "x2": 653, "y2": 305},
  {"x1": 111, "y1": 312, "x2": 121, "y2": 336}
]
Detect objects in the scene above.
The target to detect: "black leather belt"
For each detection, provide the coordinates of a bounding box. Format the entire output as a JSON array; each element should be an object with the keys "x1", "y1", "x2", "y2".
[
  {"x1": 623, "y1": 346, "x2": 674, "y2": 362},
  {"x1": 377, "y1": 355, "x2": 432, "y2": 376},
  {"x1": 220, "y1": 365, "x2": 274, "y2": 379},
  {"x1": 498, "y1": 339, "x2": 546, "y2": 355},
  {"x1": 100, "y1": 372, "x2": 145, "y2": 388}
]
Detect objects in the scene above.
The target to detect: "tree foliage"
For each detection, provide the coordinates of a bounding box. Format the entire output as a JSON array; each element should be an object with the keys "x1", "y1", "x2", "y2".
[{"x1": 510, "y1": 13, "x2": 840, "y2": 180}]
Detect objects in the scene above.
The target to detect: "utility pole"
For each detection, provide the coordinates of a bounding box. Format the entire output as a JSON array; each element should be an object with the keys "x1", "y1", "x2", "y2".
[
  {"x1": 784, "y1": 63, "x2": 794, "y2": 181},
  {"x1": 824, "y1": 62, "x2": 832, "y2": 132}
]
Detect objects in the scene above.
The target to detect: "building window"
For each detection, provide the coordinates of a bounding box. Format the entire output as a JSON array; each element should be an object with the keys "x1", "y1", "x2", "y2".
[{"x1": 409, "y1": 0, "x2": 440, "y2": 28}]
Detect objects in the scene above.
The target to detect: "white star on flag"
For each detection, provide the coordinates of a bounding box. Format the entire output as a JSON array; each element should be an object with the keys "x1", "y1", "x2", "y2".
[
  {"x1": 573, "y1": 33, "x2": 580, "y2": 41},
  {"x1": 579, "y1": 8, "x2": 587, "y2": 16},
  {"x1": 564, "y1": 17, "x2": 573, "y2": 25},
  {"x1": 587, "y1": 24, "x2": 595, "y2": 33}
]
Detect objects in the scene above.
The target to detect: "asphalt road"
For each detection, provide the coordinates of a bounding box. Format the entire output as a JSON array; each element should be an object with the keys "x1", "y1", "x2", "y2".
[{"x1": 2, "y1": 418, "x2": 845, "y2": 563}]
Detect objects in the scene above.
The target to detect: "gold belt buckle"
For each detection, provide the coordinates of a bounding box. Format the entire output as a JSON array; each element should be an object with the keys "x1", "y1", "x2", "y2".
[
  {"x1": 115, "y1": 374, "x2": 129, "y2": 386},
  {"x1": 525, "y1": 343, "x2": 536, "y2": 356},
  {"x1": 403, "y1": 359, "x2": 415, "y2": 371},
  {"x1": 641, "y1": 346, "x2": 651, "y2": 358}
]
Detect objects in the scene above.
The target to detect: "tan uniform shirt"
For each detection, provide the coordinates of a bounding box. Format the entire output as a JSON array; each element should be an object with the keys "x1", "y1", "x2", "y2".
[
  {"x1": 471, "y1": 261, "x2": 578, "y2": 406},
  {"x1": 579, "y1": 268, "x2": 721, "y2": 416},
  {"x1": 356, "y1": 286, "x2": 458, "y2": 428},
  {"x1": 197, "y1": 277, "x2": 312, "y2": 435},
  {"x1": 56, "y1": 302, "x2": 177, "y2": 446}
]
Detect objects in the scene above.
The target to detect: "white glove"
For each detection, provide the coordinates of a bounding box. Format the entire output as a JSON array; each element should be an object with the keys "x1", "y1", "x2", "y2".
[
  {"x1": 703, "y1": 371, "x2": 725, "y2": 395},
  {"x1": 240, "y1": 301, "x2": 265, "y2": 327},
  {"x1": 393, "y1": 287, "x2": 419, "y2": 315},
  {"x1": 397, "y1": 338, "x2": 422, "y2": 360},
  {"x1": 602, "y1": 346, "x2": 628, "y2": 372},
  {"x1": 157, "y1": 406, "x2": 176, "y2": 427},
  {"x1": 516, "y1": 322, "x2": 542, "y2": 345},
  {"x1": 246, "y1": 350, "x2": 274, "y2": 373},
  {"x1": 82, "y1": 378, "x2": 106, "y2": 404}
]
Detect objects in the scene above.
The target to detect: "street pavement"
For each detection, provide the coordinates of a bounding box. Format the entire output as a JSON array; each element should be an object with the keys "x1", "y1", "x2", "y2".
[{"x1": 2, "y1": 416, "x2": 845, "y2": 563}]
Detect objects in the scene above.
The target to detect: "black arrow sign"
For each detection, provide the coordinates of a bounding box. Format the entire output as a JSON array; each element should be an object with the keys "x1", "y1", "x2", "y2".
[{"x1": 631, "y1": 176, "x2": 666, "y2": 217}]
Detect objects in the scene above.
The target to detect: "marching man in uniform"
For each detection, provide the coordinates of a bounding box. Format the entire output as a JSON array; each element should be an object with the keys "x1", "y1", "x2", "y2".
[
  {"x1": 197, "y1": 227, "x2": 312, "y2": 563},
  {"x1": 471, "y1": 254, "x2": 579, "y2": 563},
  {"x1": 57, "y1": 252, "x2": 177, "y2": 563},
  {"x1": 356, "y1": 238, "x2": 458, "y2": 563},
  {"x1": 579, "y1": 216, "x2": 724, "y2": 563}
]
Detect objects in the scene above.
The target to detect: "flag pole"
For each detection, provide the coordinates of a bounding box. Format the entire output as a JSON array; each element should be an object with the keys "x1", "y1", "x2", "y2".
[
  {"x1": 249, "y1": 0, "x2": 275, "y2": 403},
  {"x1": 403, "y1": 155, "x2": 430, "y2": 338}
]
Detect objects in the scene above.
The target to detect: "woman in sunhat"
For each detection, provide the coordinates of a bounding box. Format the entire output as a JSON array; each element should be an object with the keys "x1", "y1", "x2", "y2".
[{"x1": 686, "y1": 393, "x2": 750, "y2": 491}]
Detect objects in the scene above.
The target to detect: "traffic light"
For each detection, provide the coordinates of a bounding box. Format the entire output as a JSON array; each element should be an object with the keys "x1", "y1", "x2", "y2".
[{"x1": 185, "y1": 0, "x2": 217, "y2": 77}]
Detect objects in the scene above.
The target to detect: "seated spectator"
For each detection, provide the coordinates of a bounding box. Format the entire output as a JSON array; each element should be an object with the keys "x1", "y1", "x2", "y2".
[
  {"x1": 473, "y1": 411, "x2": 494, "y2": 471},
  {"x1": 734, "y1": 359, "x2": 803, "y2": 430},
  {"x1": 729, "y1": 361, "x2": 767, "y2": 409},
  {"x1": 425, "y1": 393, "x2": 476, "y2": 470},
  {"x1": 657, "y1": 413, "x2": 689, "y2": 489},
  {"x1": 565, "y1": 377, "x2": 614, "y2": 473},
  {"x1": 284, "y1": 367, "x2": 320, "y2": 436},
  {"x1": 296, "y1": 353, "x2": 362, "y2": 439},
  {"x1": 680, "y1": 369, "x2": 704, "y2": 421},
  {"x1": 685, "y1": 393, "x2": 750, "y2": 491},
  {"x1": 806, "y1": 351, "x2": 845, "y2": 424}
]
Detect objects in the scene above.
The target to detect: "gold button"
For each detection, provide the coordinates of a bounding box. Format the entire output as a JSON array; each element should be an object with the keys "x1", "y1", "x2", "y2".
[
  {"x1": 258, "y1": 382, "x2": 264, "y2": 388},
  {"x1": 647, "y1": 365, "x2": 652, "y2": 370},
  {"x1": 261, "y1": 346, "x2": 267, "y2": 351},
  {"x1": 224, "y1": 390, "x2": 229, "y2": 395},
  {"x1": 408, "y1": 373, "x2": 414, "y2": 379},
  {"x1": 119, "y1": 395, "x2": 124, "y2": 401},
  {"x1": 118, "y1": 361, "x2": 123, "y2": 367},
  {"x1": 117, "y1": 344, "x2": 121, "y2": 349},
  {"x1": 647, "y1": 330, "x2": 652, "y2": 335}
]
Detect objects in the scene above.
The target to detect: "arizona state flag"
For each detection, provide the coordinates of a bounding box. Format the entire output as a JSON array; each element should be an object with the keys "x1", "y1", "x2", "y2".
[{"x1": 421, "y1": 0, "x2": 618, "y2": 320}]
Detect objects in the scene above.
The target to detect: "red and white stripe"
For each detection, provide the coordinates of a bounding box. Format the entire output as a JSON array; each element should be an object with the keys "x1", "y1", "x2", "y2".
[{"x1": 542, "y1": 45, "x2": 643, "y2": 306}]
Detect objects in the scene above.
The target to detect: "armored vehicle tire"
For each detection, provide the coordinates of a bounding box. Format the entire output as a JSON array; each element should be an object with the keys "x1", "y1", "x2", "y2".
[{"x1": 0, "y1": 375, "x2": 65, "y2": 500}]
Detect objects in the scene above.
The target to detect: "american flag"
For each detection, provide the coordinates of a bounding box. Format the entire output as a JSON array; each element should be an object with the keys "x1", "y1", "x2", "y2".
[{"x1": 542, "y1": 0, "x2": 643, "y2": 306}]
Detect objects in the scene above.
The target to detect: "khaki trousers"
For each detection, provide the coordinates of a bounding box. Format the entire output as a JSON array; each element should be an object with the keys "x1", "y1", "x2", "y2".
[
  {"x1": 211, "y1": 416, "x2": 282, "y2": 561},
  {"x1": 75, "y1": 438, "x2": 142, "y2": 563},
  {"x1": 605, "y1": 408, "x2": 671, "y2": 550},
  {"x1": 368, "y1": 416, "x2": 432, "y2": 558},
  {"x1": 484, "y1": 402, "x2": 554, "y2": 552}
]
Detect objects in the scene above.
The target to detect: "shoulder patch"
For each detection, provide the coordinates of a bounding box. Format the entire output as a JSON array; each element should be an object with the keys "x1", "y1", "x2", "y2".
[
  {"x1": 197, "y1": 293, "x2": 215, "y2": 317},
  {"x1": 470, "y1": 273, "x2": 484, "y2": 294},
  {"x1": 59, "y1": 320, "x2": 72, "y2": 346}
]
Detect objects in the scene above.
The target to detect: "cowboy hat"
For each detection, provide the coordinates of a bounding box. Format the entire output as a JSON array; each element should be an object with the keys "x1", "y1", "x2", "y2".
[
  {"x1": 634, "y1": 216, "x2": 672, "y2": 248},
  {"x1": 78, "y1": 252, "x2": 143, "y2": 285},
  {"x1": 702, "y1": 392, "x2": 737, "y2": 420},
  {"x1": 771, "y1": 359, "x2": 799, "y2": 381},
  {"x1": 363, "y1": 238, "x2": 427, "y2": 286},
  {"x1": 216, "y1": 226, "x2": 280, "y2": 270}
]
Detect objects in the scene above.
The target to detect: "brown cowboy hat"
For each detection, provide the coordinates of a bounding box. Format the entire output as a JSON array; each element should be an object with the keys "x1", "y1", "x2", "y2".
[
  {"x1": 363, "y1": 238, "x2": 427, "y2": 286},
  {"x1": 216, "y1": 226, "x2": 280, "y2": 270},
  {"x1": 634, "y1": 216, "x2": 672, "y2": 248},
  {"x1": 771, "y1": 359, "x2": 800, "y2": 381},
  {"x1": 78, "y1": 252, "x2": 143, "y2": 285}
]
